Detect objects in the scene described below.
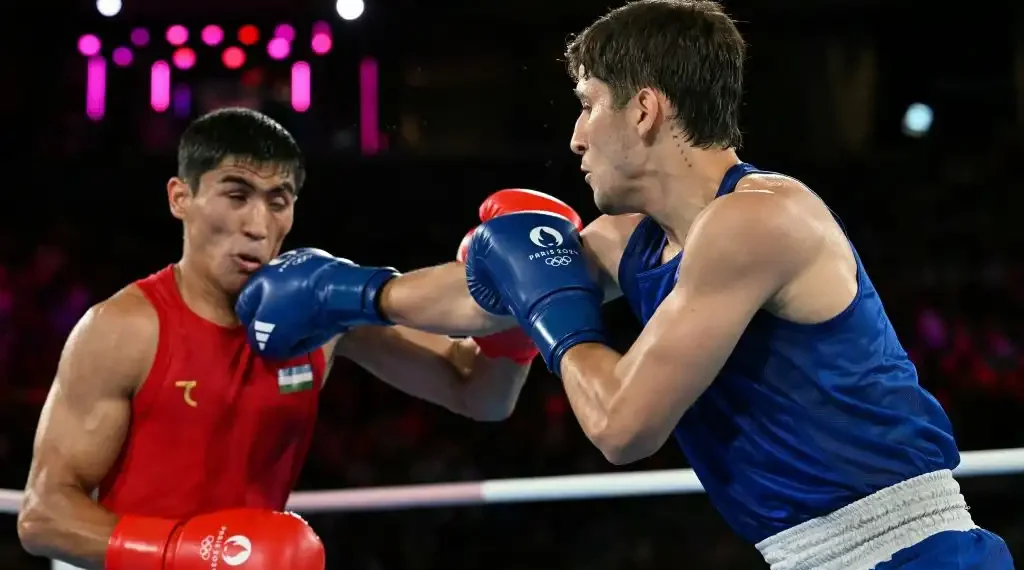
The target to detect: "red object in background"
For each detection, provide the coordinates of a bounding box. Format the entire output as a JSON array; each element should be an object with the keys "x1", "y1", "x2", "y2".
[
  {"x1": 222, "y1": 47, "x2": 246, "y2": 69},
  {"x1": 239, "y1": 25, "x2": 260, "y2": 46}
]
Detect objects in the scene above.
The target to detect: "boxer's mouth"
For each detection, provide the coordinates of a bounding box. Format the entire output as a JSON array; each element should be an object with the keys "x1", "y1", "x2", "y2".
[{"x1": 234, "y1": 253, "x2": 263, "y2": 272}]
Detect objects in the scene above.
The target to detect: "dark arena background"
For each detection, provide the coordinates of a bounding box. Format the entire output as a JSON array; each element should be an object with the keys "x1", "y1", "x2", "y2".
[{"x1": 1, "y1": 0, "x2": 1023, "y2": 568}]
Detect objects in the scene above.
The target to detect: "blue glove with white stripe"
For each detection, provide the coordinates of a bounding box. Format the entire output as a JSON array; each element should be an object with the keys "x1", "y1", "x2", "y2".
[{"x1": 236, "y1": 248, "x2": 397, "y2": 360}]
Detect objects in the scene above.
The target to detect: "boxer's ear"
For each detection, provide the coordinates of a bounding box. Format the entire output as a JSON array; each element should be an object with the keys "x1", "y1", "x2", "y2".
[{"x1": 167, "y1": 177, "x2": 191, "y2": 221}]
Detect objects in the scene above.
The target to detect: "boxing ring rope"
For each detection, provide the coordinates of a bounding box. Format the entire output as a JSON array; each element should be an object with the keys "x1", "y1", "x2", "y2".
[
  {"x1": 0, "y1": 447, "x2": 1018, "y2": 569},
  {"x1": 0, "y1": 447, "x2": 1022, "y2": 518}
]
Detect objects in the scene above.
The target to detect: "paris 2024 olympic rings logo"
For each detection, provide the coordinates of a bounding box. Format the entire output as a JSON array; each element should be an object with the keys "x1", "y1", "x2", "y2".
[
  {"x1": 200, "y1": 536, "x2": 215, "y2": 560},
  {"x1": 544, "y1": 256, "x2": 572, "y2": 266}
]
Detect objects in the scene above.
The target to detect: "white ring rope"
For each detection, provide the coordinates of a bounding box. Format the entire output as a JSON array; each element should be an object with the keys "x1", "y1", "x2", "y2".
[{"x1": 0, "y1": 447, "x2": 1021, "y2": 516}]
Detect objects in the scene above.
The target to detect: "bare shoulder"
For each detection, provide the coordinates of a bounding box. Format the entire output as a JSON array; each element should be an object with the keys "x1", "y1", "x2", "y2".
[
  {"x1": 581, "y1": 213, "x2": 645, "y2": 250},
  {"x1": 684, "y1": 177, "x2": 828, "y2": 278},
  {"x1": 59, "y1": 285, "x2": 160, "y2": 397},
  {"x1": 581, "y1": 214, "x2": 646, "y2": 299}
]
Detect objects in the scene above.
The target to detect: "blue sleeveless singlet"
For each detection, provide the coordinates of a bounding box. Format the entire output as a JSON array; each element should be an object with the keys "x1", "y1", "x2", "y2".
[{"x1": 616, "y1": 163, "x2": 959, "y2": 544}]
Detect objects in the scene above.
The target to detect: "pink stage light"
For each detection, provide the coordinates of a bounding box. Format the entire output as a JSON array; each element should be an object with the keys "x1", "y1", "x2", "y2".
[
  {"x1": 172, "y1": 47, "x2": 196, "y2": 70},
  {"x1": 86, "y1": 57, "x2": 106, "y2": 121},
  {"x1": 166, "y1": 25, "x2": 188, "y2": 46},
  {"x1": 78, "y1": 35, "x2": 101, "y2": 57},
  {"x1": 112, "y1": 47, "x2": 133, "y2": 66},
  {"x1": 130, "y1": 28, "x2": 149, "y2": 47},
  {"x1": 273, "y1": 24, "x2": 295, "y2": 42},
  {"x1": 291, "y1": 61, "x2": 310, "y2": 112},
  {"x1": 222, "y1": 47, "x2": 245, "y2": 69},
  {"x1": 267, "y1": 37, "x2": 290, "y2": 60},
  {"x1": 359, "y1": 57, "x2": 379, "y2": 155},
  {"x1": 312, "y1": 21, "x2": 331, "y2": 36},
  {"x1": 311, "y1": 34, "x2": 331, "y2": 55},
  {"x1": 151, "y1": 61, "x2": 171, "y2": 112},
  {"x1": 201, "y1": 25, "x2": 224, "y2": 46}
]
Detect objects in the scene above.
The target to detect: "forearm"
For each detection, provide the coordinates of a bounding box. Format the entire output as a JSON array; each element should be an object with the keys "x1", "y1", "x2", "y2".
[
  {"x1": 558, "y1": 343, "x2": 645, "y2": 464},
  {"x1": 378, "y1": 262, "x2": 515, "y2": 336},
  {"x1": 339, "y1": 326, "x2": 528, "y2": 421},
  {"x1": 456, "y1": 340, "x2": 531, "y2": 421},
  {"x1": 18, "y1": 487, "x2": 118, "y2": 569}
]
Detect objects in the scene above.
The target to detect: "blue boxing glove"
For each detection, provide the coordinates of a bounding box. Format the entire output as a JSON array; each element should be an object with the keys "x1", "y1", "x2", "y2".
[
  {"x1": 235, "y1": 248, "x2": 398, "y2": 360},
  {"x1": 465, "y1": 212, "x2": 608, "y2": 373}
]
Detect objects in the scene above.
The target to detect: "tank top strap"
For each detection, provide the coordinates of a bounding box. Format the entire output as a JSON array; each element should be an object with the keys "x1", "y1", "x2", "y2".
[
  {"x1": 716, "y1": 162, "x2": 770, "y2": 198},
  {"x1": 134, "y1": 265, "x2": 182, "y2": 313}
]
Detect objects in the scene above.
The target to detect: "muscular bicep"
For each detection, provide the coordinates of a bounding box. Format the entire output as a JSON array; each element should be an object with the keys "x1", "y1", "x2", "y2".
[
  {"x1": 26, "y1": 296, "x2": 156, "y2": 499},
  {"x1": 611, "y1": 195, "x2": 812, "y2": 440}
]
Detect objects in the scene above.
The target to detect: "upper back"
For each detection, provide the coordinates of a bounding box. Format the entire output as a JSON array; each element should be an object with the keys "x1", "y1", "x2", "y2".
[
  {"x1": 98, "y1": 265, "x2": 326, "y2": 517},
  {"x1": 615, "y1": 163, "x2": 959, "y2": 543}
]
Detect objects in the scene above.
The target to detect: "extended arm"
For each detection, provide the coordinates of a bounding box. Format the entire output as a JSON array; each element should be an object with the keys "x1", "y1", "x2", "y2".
[
  {"x1": 558, "y1": 194, "x2": 814, "y2": 464},
  {"x1": 18, "y1": 290, "x2": 156, "y2": 569},
  {"x1": 335, "y1": 325, "x2": 530, "y2": 421},
  {"x1": 377, "y1": 262, "x2": 517, "y2": 337},
  {"x1": 376, "y1": 212, "x2": 635, "y2": 336}
]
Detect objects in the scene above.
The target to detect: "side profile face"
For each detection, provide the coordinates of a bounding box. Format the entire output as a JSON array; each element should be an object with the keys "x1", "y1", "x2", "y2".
[
  {"x1": 168, "y1": 156, "x2": 296, "y2": 294},
  {"x1": 565, "y1": 0, "x2": 748, "y2": 214},
  {"x1": 570, "y1": 71, "x2": 650, "y2": 216}
]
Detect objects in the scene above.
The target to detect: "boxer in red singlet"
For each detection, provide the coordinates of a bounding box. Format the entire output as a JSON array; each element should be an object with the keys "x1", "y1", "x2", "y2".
[{"x1": 16, "y1": 108, "x2": 535, "y2": 570}]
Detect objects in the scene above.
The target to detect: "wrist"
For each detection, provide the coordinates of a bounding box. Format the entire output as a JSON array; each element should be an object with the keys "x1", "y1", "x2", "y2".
[
  {"x1": 105, "y1": 515, "x2": 180, "y2": 570},
  {"x1": 523, "y1": 291, "x2": 607, "y2": 373},
  {"x1": 321, "y1": 262, "x2": 398, "y2": 327}
]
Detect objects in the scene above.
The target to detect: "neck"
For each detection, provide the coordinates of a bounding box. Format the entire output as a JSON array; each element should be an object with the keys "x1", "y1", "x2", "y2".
[
  {"x1": 176, "y1": 251, "x2": 240, "y2": 327},
  {"x1": 641, "y1": 146, "x2": 741, "y2": 247}
]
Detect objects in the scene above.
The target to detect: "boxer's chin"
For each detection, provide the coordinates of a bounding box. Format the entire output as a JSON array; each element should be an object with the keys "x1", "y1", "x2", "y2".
[
  {"x1": 593, "y1": 188, "x2": 623, "y2": 215},
  {"x1": 219, "y1": 259, "x2": 255, "y2": 293}
]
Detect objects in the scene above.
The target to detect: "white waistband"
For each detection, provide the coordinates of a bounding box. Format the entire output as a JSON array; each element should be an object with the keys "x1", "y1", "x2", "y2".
[{"x1": 754, "y1": 470, "x2": 977, "y2": 570}]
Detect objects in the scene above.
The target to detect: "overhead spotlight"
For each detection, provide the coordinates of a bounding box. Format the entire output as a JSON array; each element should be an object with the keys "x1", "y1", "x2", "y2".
[
  {"x1": 96, "y1": 0, "x2": 121, "y2": 17},
  {"x1": 335, "y1": 0, "x2": 364, "y2": 20},
  {"x1": 902, "y1": 102, "x2": 933, "y2": 138}
]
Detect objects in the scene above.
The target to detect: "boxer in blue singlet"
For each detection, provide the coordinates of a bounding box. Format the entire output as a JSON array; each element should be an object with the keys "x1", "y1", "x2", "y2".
[{"x1": 233, "y1": 1, "x2": 1014, "y2": 568}]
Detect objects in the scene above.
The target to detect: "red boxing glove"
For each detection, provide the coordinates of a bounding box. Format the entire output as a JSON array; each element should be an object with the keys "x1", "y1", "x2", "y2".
[
  {"x1": 478, "y1": 188, "x2": 584, "y2": 231},
  {"x1": 106, "y1": 508, "x2": 324, "y2": 570},
  {"x1": 458, "y1": 190, "x2": 583, "y2": 364}
]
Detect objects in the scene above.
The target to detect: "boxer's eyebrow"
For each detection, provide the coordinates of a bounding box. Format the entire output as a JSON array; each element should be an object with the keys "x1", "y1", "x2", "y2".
[{"x1": 220, "y1": 174, "x2": 295, "y2": 194}]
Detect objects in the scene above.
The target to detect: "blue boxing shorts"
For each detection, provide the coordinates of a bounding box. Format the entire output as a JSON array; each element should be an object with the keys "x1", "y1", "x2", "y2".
[
  {"x1": 756, "y1": 471, "x2": 1015, "y2": 569},
  {"x1": 875, "y1": 528, "x2": 1013, "y2": 569}
]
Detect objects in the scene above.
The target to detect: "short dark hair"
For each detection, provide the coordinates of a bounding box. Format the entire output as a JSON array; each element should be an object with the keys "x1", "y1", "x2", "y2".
[
  {"x1": 177, "y1": 107, "x2": 306, "y2": 193},
  {"x1": 566, "y1": 0, "x2": 745, "y2": 149}
]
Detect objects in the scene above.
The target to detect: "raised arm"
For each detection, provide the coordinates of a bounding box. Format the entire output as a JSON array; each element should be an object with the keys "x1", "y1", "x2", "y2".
[{"x1": 18, "y1": 289, "x2": 156, "y2": 569}]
